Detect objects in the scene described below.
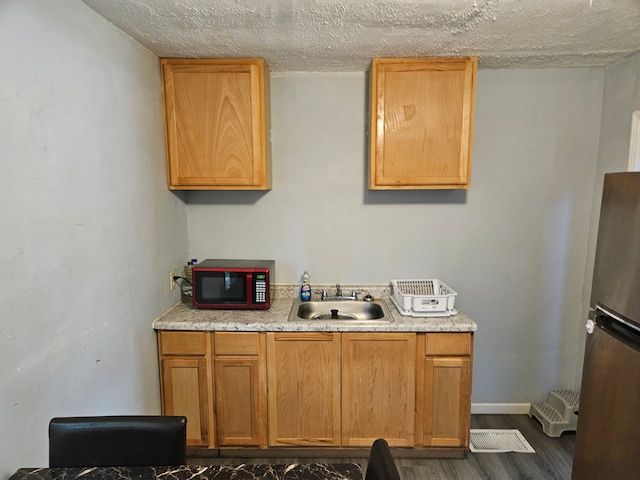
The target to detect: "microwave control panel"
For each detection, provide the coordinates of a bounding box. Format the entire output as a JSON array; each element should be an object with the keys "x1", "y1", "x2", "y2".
[{"x1": 254, "y1": 274, "x2": 267, "y2": 303}]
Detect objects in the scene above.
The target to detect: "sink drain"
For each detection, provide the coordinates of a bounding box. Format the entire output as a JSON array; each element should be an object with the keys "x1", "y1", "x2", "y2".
[{"x1": 311, "y1": 310, "x2": 358, "y2": 320}]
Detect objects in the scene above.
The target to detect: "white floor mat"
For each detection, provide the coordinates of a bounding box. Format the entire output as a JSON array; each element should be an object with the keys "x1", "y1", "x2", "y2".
[{"x1": 469, "y1": 429, "x2": 536, "y2": 453}]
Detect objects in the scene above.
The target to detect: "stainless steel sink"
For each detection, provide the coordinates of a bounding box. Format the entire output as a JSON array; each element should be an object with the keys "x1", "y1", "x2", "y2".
[{"x1": 288, "y1": 299, "x2": 393, "y2": 322}]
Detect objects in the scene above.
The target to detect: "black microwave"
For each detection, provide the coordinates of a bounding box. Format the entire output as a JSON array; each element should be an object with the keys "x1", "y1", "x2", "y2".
[{"x1": 192, "y1": 259, "x2": 275, "y2": 309}]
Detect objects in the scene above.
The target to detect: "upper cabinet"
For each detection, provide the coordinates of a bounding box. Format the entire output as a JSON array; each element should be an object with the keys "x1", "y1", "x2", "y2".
[
  {"x1": 369, "y1": 57, "x2": 477, "y2": 190},
  {"x1": 161, "y1": 58, "x2": 271, "y2": 190}
]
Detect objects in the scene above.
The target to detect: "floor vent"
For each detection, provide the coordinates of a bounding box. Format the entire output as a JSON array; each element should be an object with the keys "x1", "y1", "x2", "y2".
[{"x1": 469, "y1": 429, "x2": 536, "y2": 453}]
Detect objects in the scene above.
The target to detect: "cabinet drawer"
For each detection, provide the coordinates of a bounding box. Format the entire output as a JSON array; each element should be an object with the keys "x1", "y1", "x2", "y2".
[
  {"x1": 214, "y1": 332, "x2": 261, "y2": 356},
  {"x1": 160, "y1": 331, "x2": 208, "y2": 356},
  {"x1": 424, "y1": 333, "x2": 471, "y2": 356}
]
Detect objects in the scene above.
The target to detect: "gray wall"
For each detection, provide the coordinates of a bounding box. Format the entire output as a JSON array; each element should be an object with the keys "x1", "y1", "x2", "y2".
[
  {"x1": 0, "y1": 0, "x2": 188, "y2": 474},
  {"x1": 187, "y1": 68, "x2": 605, "y2": 406}
]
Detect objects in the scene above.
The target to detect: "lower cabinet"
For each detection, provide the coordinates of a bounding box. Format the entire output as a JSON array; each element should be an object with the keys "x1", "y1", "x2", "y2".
[
  {"x1": 416, "y1": 333, "x2": 473, "y2": 448},
  {"x1": 158, "y1": 331, "x2": 213, "y2": 447},
  {"x1": 213, "y1": 332, "x2": 267, "y2": 447},
  {"x1": 266, "y1": 332, "x2": 341, "y2": 446},
  {"x1": 157, "y1": 329, "x2": 473, "y2": 453},
  {"x1": 342, "y1": 333, "x2": 416, "y2": 447}
]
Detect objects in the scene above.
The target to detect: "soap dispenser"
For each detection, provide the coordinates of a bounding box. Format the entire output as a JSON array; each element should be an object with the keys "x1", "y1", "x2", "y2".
[{"x1": 300, "y1": 271, "x2": 311, "y2": 301}]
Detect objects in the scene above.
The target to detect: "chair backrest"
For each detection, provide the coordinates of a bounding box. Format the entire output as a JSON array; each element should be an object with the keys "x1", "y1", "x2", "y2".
[
  {"x1": 365, "y1": 438, "x2": 401, "y2": 480},
  {"x1": 49, "y1": 415, "x2": 187, "y2": 467}
]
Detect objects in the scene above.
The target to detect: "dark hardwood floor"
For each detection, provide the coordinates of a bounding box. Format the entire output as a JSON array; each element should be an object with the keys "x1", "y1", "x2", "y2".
[
  {"x1": 400, "y1": 415, "x2": 575, "y2": 480},
  {"x1": 188, "y1": 414, "x2": 576, "y2": 480}
]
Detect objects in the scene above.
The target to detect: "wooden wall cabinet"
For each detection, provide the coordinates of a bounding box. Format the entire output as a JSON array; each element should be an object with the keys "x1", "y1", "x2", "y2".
[
  {"x1": 369, "y1": 57, "x2": 477, "y2": 190},
  {"x1": 416, "y1": 333, "x2": 473, "y2": 448},
  {"x1": 158, "y1": 331, "x2": 213, "y2": 447},
  {"x1": 266, "y1": 332, "x2": 341, "y2": 447},
  {"x1": 161, "y1": 58, "x2": 271, "y2": 190},
  {"x1": 213, "y1": 332, "x2": 267, "y2": 447}
]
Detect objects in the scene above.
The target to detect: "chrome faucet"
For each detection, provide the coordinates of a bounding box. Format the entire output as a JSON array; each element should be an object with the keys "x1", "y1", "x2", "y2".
[{"x1": 321, "y1": 284, "x2": 357, "y2": 301}]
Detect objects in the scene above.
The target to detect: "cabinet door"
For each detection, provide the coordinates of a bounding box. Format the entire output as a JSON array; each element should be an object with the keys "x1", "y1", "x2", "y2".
[
  {"x1": 342, "y1": 333, "x2": 416, "y2": 447},
  {"x1": 213, "y1": 332, "x2": 266, "y2": 447},
  {"x1": 369, "y1": 57, "x2": 477, "y2": 190},
  {"x1": 161, "y1": 58, "x2": 271, "y2": 190},
  {"x1": 422, "y1": 357, "x2": 471, "y2": 447},
  {"x1": 161, "y1": 357, "x2": 211, "y2": 447},
  {"x1": 266, "y1": 332, "x2": 341, "y2": 447},
  {"x1": 417, "y1": 333, "x2": 473, "y2": 448}
]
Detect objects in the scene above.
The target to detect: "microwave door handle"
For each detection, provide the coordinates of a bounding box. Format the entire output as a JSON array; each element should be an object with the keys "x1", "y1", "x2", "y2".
[{"x1": 246, "y1": 273, "x2": 253, "y2": 304}]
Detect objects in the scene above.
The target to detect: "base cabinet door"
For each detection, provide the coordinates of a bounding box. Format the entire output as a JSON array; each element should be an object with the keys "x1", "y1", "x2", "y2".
[
  {"x1": 422, "y1": 357, "x2": 471, "y2": 447},
  {"x1": 342, "y1": 333, "x2": 416, "y2": 447},
  {"x1": 158, "y1": 331, "x2": 212, "y2": 447},
  {"x1": 266, "y1": 332, "x2": 341, "y2": 447},
  {"x1": 213, "y1": 332, "x2": 267, "y2": 447},
  {"x1": 417, "y1": 333, "x2": 473, "y2": 448}
]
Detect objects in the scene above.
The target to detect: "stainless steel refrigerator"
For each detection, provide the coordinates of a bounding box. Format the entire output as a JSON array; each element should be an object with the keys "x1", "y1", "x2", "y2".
[{"x1": 572, "y1": 172, "x2": 640, "y2": 480}]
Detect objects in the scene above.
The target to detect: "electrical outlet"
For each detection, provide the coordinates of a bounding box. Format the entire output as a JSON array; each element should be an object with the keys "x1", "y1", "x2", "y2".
[{"x1": 170, "y1": 271, "x2": 175, "y2": 291}]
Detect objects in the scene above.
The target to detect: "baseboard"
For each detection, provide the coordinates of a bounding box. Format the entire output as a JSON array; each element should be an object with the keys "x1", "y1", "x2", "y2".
[{"x1": 471, "y1": 403, "x2": 532, "y2": 414}]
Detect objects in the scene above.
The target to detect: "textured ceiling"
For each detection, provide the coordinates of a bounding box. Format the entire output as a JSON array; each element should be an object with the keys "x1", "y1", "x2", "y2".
[{"x1": 81, "y1": 0, "x2": 640, "y2": 71}]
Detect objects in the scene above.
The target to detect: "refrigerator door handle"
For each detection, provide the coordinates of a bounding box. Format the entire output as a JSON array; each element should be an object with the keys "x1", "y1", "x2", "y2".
[{"x1": 596, "y1": 304, "x2": 640, "y2": 335}]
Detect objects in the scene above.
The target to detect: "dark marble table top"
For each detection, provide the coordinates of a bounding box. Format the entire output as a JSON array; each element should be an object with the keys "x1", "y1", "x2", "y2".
[{"x1": 9, "y1": 464, "x2": 363, "y2": 480}]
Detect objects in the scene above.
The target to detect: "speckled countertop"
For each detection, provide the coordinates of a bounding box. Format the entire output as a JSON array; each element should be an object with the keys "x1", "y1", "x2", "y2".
[{"x1": 153, "y1": 284, "x2": 477, "y2": 333}]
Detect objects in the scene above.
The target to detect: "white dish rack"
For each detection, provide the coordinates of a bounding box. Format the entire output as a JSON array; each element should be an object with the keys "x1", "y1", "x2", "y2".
[{"x1": 390, "y1": 279, "x2": 457, "y2": 317}]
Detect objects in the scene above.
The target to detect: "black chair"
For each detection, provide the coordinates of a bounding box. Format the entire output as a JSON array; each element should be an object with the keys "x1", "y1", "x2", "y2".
[
  {"x1": 365, "y1": 438, "x2": 401, "y2": 480},
  {"x1": 49, "y1": 415, "x2": 187, "y2": 467}
]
